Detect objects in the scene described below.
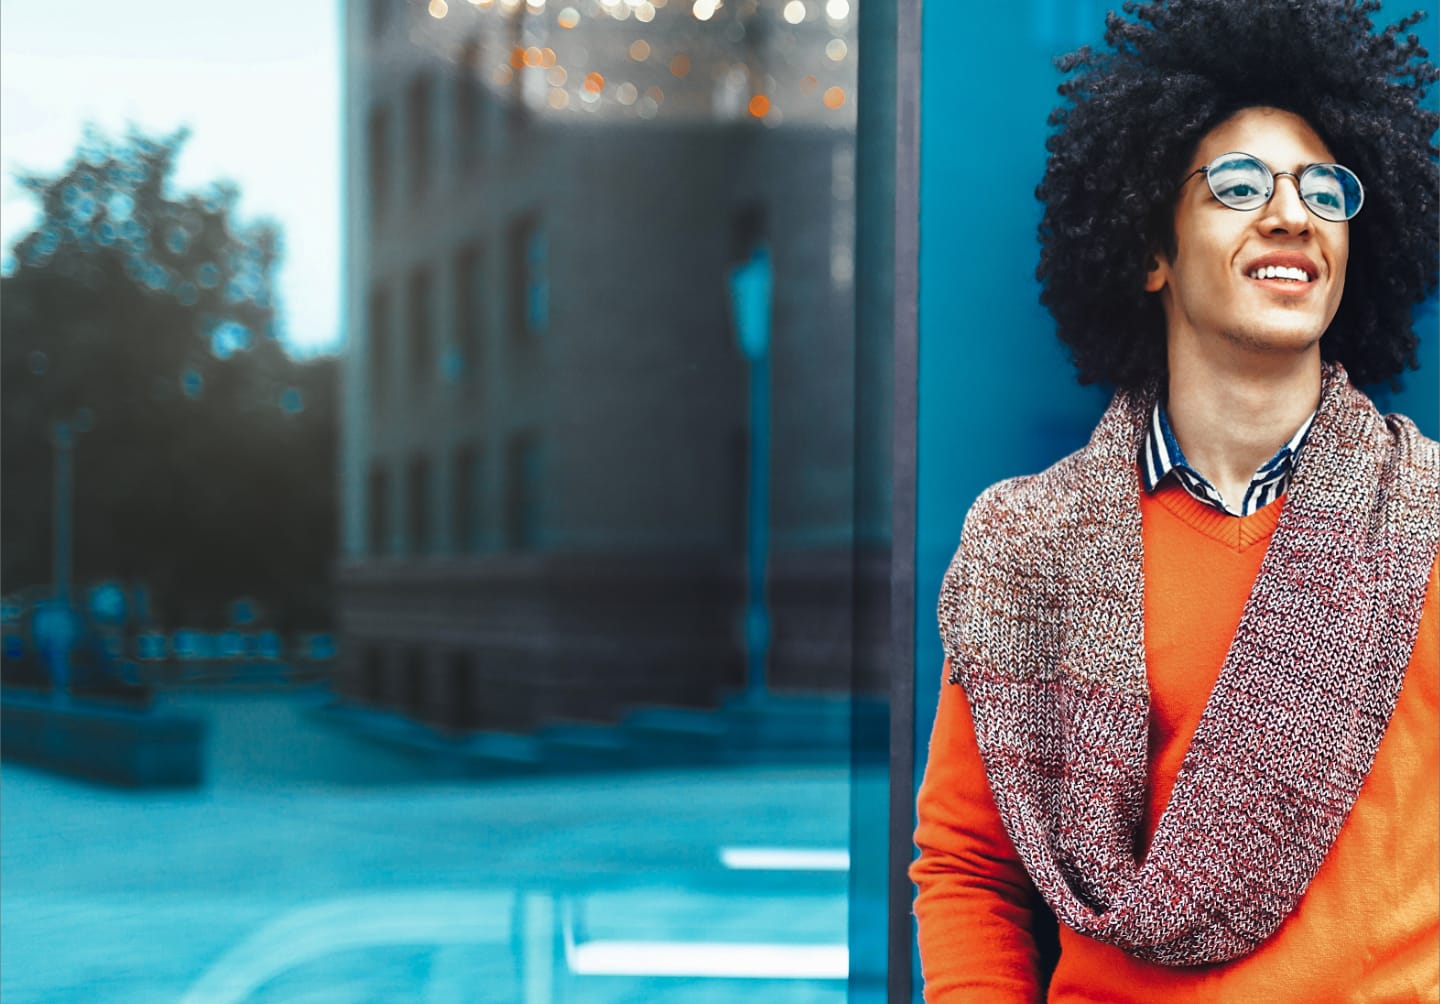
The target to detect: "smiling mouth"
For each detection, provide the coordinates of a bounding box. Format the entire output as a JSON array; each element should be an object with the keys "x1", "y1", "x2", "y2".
[{"x1": 1247, "y1": 265, "x2": 1313, "y2": 283}]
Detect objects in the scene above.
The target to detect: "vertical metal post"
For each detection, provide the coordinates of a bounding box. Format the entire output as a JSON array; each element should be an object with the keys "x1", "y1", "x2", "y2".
[
  {"x1": 729, "y1": 246, "x2": 774, "y2": 705},
  {"x1": 890, "y1": 0, "x2": 923, "y2": 998},
  {"x1": 52, "y1": 421, "x2": 74, "y2": 604}
]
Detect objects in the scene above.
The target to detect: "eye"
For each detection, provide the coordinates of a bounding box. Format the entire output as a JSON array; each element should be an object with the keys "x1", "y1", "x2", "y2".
[
  {"x1": 1302, "y1": 173, "x2": 1346, "y2": 212},
  {"x1": 1217, "y1": 181, "x2": 1261, "y2": 199}
]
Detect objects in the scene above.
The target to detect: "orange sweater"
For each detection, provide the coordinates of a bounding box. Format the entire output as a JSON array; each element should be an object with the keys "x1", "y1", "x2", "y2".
[{"x1": 912, "y1": 481, "x2": 1440, "y2": 1003}]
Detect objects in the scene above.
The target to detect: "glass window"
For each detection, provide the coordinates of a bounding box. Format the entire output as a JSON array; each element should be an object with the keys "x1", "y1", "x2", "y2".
[
  {"x1": 368, "y1": 284, "x2": 390, "y2": 405},
  {"x1": 453, "y1": 242, "x2": 483, "y2": 384},
  {"x1": 367, "y1": 103, "x2": 390, "y2": 220},
  {"x1": 407, "y1": 265, "x2": 433, "y2": 385},
  {"x1": 0, "y1": 1, "x2": 895, "y2": 1001},
  {"x1": 447, "y1": 649, "x2": 477, "y2": 731},
  {"x1": 509, "y1": 215, "x2": 546, "y2": 339},
  {"x1": 368, "y1": 0, "x2": 392, "y2": 41},
  {"x1": 406, "y1": 73, "x2": 432, "y2": 199},
  {"x1": 456, "y1": 39, "x2": 483, "y2": 170},
  {"x1": 407, "y1": 453, "x2": 432, "y2": 556},
  {"x1": 360, "y1": 645, "x2": 387, "y2": 704},
  {"x1": 367, "y1": 463, "x2": 389, "y2": 557},
  {"x1": 503, "y1": 430, "x2": 539, "y2": 551},
  {"x1": 451, "y1": 443, "x2": 482, "y2": 553}
]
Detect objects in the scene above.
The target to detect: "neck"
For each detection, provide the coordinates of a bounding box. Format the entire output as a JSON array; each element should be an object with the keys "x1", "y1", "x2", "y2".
[{"x1": 1164, "y1": 341, "x2": 1321, "y2": 509}]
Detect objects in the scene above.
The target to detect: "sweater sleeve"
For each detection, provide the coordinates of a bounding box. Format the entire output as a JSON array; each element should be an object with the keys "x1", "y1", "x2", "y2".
[{"x1": 911, "y1": 659, "x2": 1046, "y2": 1003}]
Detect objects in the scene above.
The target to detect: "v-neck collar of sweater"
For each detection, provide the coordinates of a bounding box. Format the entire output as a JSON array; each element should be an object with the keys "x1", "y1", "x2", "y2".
[{"x1": 1144, "y1": 477, "x2": 1285, "y2": 552}]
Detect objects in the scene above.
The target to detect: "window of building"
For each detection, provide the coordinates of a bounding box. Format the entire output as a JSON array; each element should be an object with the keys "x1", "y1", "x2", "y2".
[
  {"x1": 367, "y1": 464, "x2": 389, "y2": 557},
  {"x1": 456, "y1": 40, "x2": 483, "y2": 171},
  {"x1": 367, "y1": 0, "x2": 393, "y2": 40},
  {"x1": 362, "y1": 646, "x2": 386, "y2": 704},
  {"x1": 504, "y1": 14, "x2": 529, "y2": 133},
  {"x1": 407, "y1": 453, "x2": 432, "y2": 556},
  {"x1": 454, "y1": 243, "x2": 483, "y2": 384},
  {"x1": 368, "y1": 284, "x2": 390, "y2": 406},
  {"x1": 404, "y1": 647, "x2": 426, "y2": 719},
  {"x1": 509, "y1": 216, "x2": 547, "y2": 339},
  {"x1": 447, "y1": 650, "x2": 476, "y2": 732},
  {"x1": 452, "y1": 443, "x2": 482, "y2": 553},
  {"x1": 504, "y1": 431, "x2": 541, "y2": 550},
  {"x1": 408, "y1": 265, "x2": 433, "y2": 385},
  {"x1": 367, "y1": 104, "x2": 390, "y2": 220},
  {"x1": 407, "y1": 74, "x2": 432, "y2": 199}
]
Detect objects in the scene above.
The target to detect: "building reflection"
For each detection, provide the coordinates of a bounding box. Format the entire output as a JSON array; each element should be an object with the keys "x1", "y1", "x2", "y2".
[{"x1": 337, "y1": 0, "x2": 886, "y2": 738}]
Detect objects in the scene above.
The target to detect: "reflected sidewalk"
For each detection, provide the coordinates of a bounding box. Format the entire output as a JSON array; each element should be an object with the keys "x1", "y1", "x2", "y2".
[{"x1": 1, "y1": 690, "x2": 865, "y2": 1003}]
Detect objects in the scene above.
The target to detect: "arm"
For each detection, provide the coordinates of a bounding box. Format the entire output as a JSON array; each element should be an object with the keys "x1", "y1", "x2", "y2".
[{"x1": 911, "y1": 659, "x2": 1048, "y2": 1003}]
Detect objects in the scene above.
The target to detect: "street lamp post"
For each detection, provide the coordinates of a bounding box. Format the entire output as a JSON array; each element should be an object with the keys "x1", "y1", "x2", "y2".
[
  {"x1": 728, "y1": 246, "x2": 773, "y2": 706},
  {"x1": 52, "y1": 420, "x2": 75, "y2": 606},
  {"x1": 37, "y1": 415, "x2": 88, "y2": 702}
]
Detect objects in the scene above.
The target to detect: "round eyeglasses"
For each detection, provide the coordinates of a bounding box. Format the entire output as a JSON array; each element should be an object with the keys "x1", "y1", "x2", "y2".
[{"x1": 1180, "y1": 152, "x2": 1364, "y2": 222}]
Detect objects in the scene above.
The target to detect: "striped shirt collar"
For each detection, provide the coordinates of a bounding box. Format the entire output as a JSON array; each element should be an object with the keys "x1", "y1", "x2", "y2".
[{"x1": 1141, "y1": 401, "x2": 1316, "y2": 517}]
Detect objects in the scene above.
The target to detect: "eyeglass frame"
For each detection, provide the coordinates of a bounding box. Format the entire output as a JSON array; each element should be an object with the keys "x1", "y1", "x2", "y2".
[{"x1": 1177, "y1": 151, "x2": 1365, "y2": 222}]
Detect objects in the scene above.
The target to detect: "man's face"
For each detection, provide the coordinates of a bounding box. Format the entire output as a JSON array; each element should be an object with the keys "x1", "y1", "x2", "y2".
[{"x1": 1146, "y1": 106, "x2": 1349, "y2": 364}]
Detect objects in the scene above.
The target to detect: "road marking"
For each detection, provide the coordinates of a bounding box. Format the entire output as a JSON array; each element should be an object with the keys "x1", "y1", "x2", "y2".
[{"x1": 718, "y1": 846, "x2": 850, "y2": 871}]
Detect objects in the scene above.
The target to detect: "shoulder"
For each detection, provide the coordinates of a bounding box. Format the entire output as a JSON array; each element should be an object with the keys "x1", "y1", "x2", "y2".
[
  {"x1": 1378, "y1": 408, "x2": 1439, "y2": 532},
  {"x1": 938, "y1": 447, "x2": 1102, "y2": 656},
  {"x1": 1381, "y1": 409, "x2": 1439, "y2": 468},
  {"x1": 1335, "y1": 379, "x2": 1439, "y2": 521},
  {"x1": 958, "y1": 447, "x2": 1098, "y2": 558}
]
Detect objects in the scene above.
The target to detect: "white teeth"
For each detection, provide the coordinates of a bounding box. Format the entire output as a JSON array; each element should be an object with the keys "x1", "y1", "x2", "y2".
[{"x1": 1249, "y1": 264, "x2": 1312, "y2": 282}]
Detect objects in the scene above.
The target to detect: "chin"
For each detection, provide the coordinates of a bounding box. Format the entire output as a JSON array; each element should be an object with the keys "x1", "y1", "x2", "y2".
[{"x1": 1224, "y1": 327, "x2": 1326, "y2": 356}]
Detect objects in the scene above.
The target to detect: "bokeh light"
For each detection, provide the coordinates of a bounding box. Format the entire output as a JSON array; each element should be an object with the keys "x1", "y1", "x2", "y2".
[
  {"x1": 822, "y1": 85, "x2": 846, "y2": 109},
  {"x1": 826, "y1": 38, "x2": 847, "y2": 61},
  {"x1": 629, "y1": 39, "x2": 651, "y2": 61},
  {"x1": 783, "y1": 1, "x2": 806, "y2": 24},
  {"x1": 428, "y1": 0, "x2": 449, "y2": 17},
  {"x1": 557, "y1": 6, "x2": 580, "y2": 27},
  {"x1": 748, "y1": 94, "x2": 771, "y2": 117},
  {"x1": 670, "y1": 54, "x2": 690, "y2": 77}
]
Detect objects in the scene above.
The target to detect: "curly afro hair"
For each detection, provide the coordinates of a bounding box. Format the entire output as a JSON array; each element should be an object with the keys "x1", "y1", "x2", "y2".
[{"x1": 1036, "y1": 0, "x2": 1439, "y2": 390}]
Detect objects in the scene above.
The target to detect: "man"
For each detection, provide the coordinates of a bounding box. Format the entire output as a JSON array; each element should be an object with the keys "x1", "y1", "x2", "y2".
[{"x1": 911, "y1": 1, "x2": 1440, "y2": 1001}]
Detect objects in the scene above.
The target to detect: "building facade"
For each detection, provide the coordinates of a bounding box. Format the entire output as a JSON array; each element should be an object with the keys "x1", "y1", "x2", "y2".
[{"x1": 338, "y1": 0, "x2": 883, "y2": 733}]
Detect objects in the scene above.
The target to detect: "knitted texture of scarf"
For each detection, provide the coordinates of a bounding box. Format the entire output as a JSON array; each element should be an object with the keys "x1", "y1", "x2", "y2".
[{"x1": 938, "y1": 364, "x2": 1440, "y2": 966}]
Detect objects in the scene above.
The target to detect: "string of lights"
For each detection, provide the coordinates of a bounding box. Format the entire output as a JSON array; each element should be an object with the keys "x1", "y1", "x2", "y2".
[{"x1": 397, "y1": 0, "x2": 855, "y2": 125}]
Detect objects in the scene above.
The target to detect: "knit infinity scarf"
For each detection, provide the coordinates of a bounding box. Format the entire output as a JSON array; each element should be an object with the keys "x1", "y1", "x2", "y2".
[{"x1": 938, "y1": 363, "x2": 1439, "y2": 967}]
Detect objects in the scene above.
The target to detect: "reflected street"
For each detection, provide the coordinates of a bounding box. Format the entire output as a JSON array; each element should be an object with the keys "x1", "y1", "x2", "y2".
[{"x1": 3, "y1": 689, "x2": 858, "y2": 1003}]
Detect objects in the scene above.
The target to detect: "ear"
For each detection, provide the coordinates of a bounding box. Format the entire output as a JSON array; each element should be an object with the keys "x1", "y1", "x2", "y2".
[{"x1": 1143, "y1": 252, "x2": 1169, "y2": 293}]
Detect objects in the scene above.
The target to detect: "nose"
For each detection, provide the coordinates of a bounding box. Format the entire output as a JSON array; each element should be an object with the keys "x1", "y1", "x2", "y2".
[{"x1": 1261, "y1": 173, "x2": 1312, "y2": 235}]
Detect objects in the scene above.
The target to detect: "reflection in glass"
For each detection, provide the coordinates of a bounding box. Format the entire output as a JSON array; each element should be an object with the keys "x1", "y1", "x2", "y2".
[{"x1": 2, "y1": 0, "x2": 889, "y2": 1000}]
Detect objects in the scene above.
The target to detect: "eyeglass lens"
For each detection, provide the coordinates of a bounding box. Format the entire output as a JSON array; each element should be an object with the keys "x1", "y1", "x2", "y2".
[{"x1": 1205, "y1": 154, "x2": 1363, "y2": 221}]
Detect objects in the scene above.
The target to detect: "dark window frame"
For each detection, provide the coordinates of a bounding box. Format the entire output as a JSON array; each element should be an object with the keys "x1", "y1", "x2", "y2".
[
  {"x1": 407, "y1": 453, "x2": 433, "y2": 557},
  {"x1": 368, "y1": 284, "x2": 390, "y2": 406},
  {"x1": 408, "y1": 265, "x2": 434, "y2": 386},
  {"x1": 452, "y1": 442, "x2": 482, "y2": 554},
  {"x1": 504, "y1": 430, "x2": 540, "y2": 551},
  {"x1": 508, "y1": 214, "x2": 547, "y2": 341},
  {"x1": 456, "y1": 39, "x2": 483, "y2": 171},
  {"x1": 367, "y1": 463, "x2": 389, "y2": 558},
  {"x1": 367, "y1": 103, "x2": 391, "y2": 221},
  {"x1": 407, "y1": 73, "x2": 433, "y2": 199},
  {"x1": 454, "y1": 242, "x2": 484, "y2": 384}
]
